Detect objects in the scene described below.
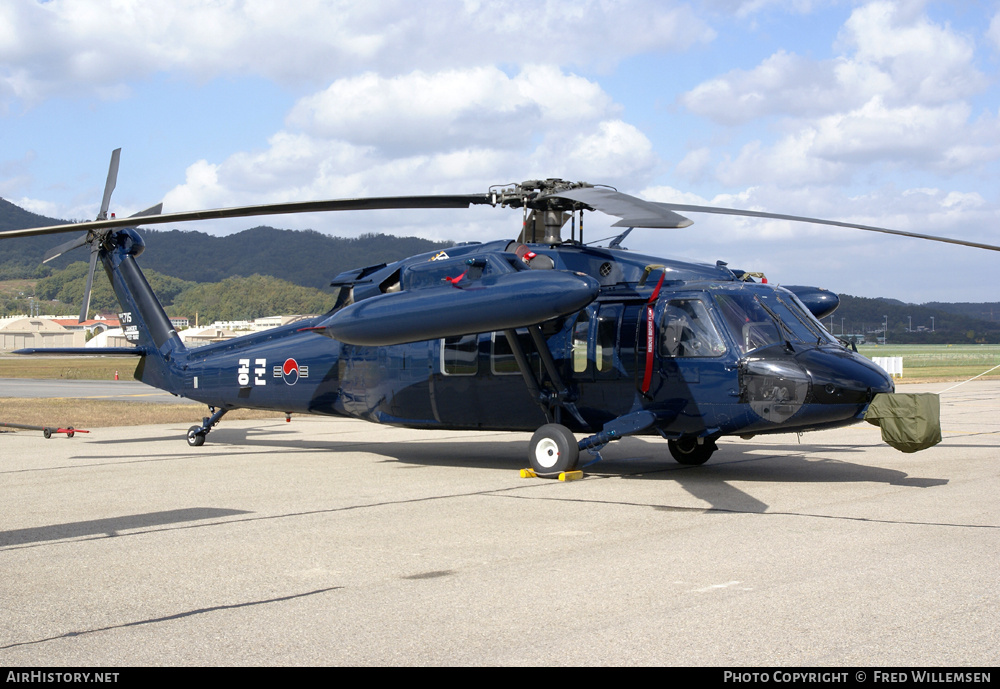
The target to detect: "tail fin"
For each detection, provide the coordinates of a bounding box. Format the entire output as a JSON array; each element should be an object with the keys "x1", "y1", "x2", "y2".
[{"x1": 101, "y1": 228, "x2": 188, "y2": 392}]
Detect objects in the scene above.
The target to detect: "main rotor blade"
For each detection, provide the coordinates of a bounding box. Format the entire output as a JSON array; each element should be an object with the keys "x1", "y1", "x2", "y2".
[
  {"x1": 654, "y1": 202, "x2": 1000, "y2": 253},
  {"x1": 98, "y1": 148, "x2": 121, "y2": 220},
  {"x1": 542, "y1": 187, "x2": 693, "y2": 228},
  {"x1": 0, "y1": 194, "x2": 494, "y2": 240}
]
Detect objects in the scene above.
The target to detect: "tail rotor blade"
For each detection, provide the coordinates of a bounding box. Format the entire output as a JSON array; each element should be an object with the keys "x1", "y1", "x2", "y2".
[
  {"x1": 130, "y1": 202, "x2": 162, "y2": 218},
  {"x1": 79, "y1": 245, "x2": 100, "y2": 323},
  {"x1": 42, "y1": 232, "x2": 89, "y2": 264},
  {"x1": 98, "y1": 148, "x2": 121, "y2": 220}
]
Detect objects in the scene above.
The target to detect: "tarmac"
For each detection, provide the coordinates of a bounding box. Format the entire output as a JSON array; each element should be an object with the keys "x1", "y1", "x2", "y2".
[
  {"x1": 0, "y1": 378, "x2": 178, "y2": 403},
  {"x1": 0, "y1": 380, "x2": 997, "y2": 666}
]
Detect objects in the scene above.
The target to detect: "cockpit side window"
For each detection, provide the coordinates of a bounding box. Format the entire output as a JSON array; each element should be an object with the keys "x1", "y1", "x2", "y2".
[
  {"x1": 776, "y1": 292, "x2": 839, "y2": 345},
  {"x1": 658, "y1": 299, "x2": 727, "y2": 358}
]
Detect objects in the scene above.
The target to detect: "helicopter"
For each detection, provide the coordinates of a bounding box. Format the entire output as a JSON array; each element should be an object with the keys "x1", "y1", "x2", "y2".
[{"x1": 4, "y1": 150, "x2": 992, "y2": 475}]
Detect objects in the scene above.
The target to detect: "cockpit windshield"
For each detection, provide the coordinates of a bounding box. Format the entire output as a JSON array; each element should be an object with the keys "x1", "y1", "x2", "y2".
[
  {"x1": 771, "y1": 291, "x2": 839, "y2": 346},
  {"x1": 714, "y1": 292, "x2": 783, "y2": 354},
  {"x1": 713, "y1": 289, "x2": 837, "y2": 355}
]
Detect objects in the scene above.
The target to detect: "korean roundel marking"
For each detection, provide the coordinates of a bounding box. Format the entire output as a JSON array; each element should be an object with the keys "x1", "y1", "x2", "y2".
[{"x1": 282, "y1": 358, "x2": 299, "y2": 385}]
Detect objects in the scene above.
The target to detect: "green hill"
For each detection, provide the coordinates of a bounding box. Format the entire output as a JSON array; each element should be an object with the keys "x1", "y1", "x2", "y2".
[
  {"x1": 137, "y1": 227, "x2": 451, "y2": 289},
  {"x1": 0, "y1": 197, "x2": 454, "y2": 319},
  {"x1": 0, "y1": 197, "x2": 452, "y2": 289},
  {"x1": 828, "y1": 295, "x2": 1000, "y2": 344},
  {"x1": 0, "y1": 198, "x2": 81, "y2": 278}
]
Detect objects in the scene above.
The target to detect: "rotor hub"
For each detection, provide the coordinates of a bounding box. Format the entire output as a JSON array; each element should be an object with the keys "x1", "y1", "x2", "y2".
[{"x1": 490, "y1": 179, "x2": 595, "y2": 212}]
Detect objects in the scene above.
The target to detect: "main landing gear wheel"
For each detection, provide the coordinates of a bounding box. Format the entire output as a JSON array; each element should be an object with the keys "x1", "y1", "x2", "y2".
[
  {"x1": 187, "y1": 426, "x2": 206, "y2": 447},
  {"x1": 668, "y1": 437, "x2": 716, "y2": 465},
  {"x1": 529, "y1": 424, "x2": 579, "y2": 475}
]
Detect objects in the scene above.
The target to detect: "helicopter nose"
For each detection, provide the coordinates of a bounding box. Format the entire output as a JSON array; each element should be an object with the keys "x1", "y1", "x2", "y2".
[
  {"x1": 800, "y1": 347, "x2": 895, "y2": 406},
  {"x1": 740, "y1": 345, "x2": 895, "y2": 431}
]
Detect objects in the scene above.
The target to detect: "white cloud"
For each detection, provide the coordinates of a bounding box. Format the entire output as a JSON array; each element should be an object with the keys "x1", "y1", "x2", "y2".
[
  {"x1": 697, "y1": 0, "x2": 820, "y2": 18},
  {"x1": 837, "y1": 1, "x2": 985, "y2": 105},
  {"x1": 162, "y1": 65, "x2": 658, "y2": 236},
  {"x1": 286, "y1": 66, "x2": 614, "y2": 156},
  {"x1": 0, "y1": 0, "x2": 714, "y2": 108},
  {"x1": 530, "y1": 120, "x2": 657, "y2": 180},
  {"x1": 676, "y1": 147, "x2": 714, "y2": 182},
  {"x1": 681, "y1": 50, "x2": 859, "y2": 124},
  {"x1": 712, "y1": 97, "x2": 1000, "y2": 187},
  {"x1": 716, "y1": 135, "x2": 848, "y2": 187},
  {"x1": 677, "y1": 1, "x2": 999, "y2": 187},
  {"x1": 808, "y1": 97, "x2": 973, "y2": 164},
  {"x1": 988, "y1": 11, "x2": 1000, "y2": 50},
  {"x1": 682, "y1": 2, "x2": 984, "y2": 125}
]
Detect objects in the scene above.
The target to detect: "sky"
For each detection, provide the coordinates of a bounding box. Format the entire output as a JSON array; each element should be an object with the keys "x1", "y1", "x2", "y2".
[{"x1": 2, "y1": 0, "x2": 1000, "y2": 305}]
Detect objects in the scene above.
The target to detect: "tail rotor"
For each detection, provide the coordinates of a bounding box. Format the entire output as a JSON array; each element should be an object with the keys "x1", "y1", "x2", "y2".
[
  {"x1": 37, "y1": 149, "x2": 161, "y2": 322},
  {"x1": 75, "y1": 148, "x2": 122, "y2": 322}
]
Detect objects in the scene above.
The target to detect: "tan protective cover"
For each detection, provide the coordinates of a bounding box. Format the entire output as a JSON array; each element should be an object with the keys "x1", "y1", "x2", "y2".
[{"x1": 864, "y1": 393, "x2": 942, "y2": 453}]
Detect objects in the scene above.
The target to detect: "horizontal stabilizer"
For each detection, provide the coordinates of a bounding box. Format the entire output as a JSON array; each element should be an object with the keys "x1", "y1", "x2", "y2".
[
  {"x1": 13, "y1": 347, "x2": 148, "y2": 357},
  {"x1": 318, "y1": 271, "x2": 600, "y2": 346}
]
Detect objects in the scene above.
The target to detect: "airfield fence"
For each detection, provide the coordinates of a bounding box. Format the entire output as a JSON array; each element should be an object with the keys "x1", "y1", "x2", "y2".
[{"x1": 858, "y1": 344, "x2": 1000, "y2": 378}]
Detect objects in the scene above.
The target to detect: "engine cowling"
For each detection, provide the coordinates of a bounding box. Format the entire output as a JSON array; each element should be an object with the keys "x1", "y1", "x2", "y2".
[{"x1": 784, "y1": 285, "x2": 840, "y2": 320}]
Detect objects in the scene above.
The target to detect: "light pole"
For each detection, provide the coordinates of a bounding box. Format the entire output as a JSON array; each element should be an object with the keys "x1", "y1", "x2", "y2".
[{"x1": 884, "y1": 315, "x2": 888, "y2": 345}]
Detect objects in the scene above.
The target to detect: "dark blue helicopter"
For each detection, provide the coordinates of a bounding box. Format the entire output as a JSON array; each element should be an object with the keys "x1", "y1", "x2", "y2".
[{"x1": 5, "y1": 151, "x2": 993, "y2": 474}]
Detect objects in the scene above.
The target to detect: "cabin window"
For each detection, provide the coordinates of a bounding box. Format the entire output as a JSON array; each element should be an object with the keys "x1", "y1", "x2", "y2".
[
  {"x1": 403, "y1": 257, "x2": 487, "y2": 291},
  {"x1": 595, "y1": 305, "x2": 621, "y2": 373},
  {"x1": 441, "y1": 334, "x2": 478, "y2": 375},
  {"x1": 571, "y1": 312, "x2": 589, "y2": 373},
  {"x1": 491, "y1": 330, "x2": 539, "y2": 376},
  {"x1": 658, "y1": 299, "x2": 727, "y2": 358}
]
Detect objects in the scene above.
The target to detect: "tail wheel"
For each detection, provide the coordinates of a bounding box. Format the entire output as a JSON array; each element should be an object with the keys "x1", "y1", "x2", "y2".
[
  {"x1": 187, "y1": 426, "x2": 206, "y2": 447},
  {"x1": 529, "y1": 424, "x2": 579, "y2": 475},
  {"x1": 668, "y1": 437, "x2": 716, "y2": 465}
]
